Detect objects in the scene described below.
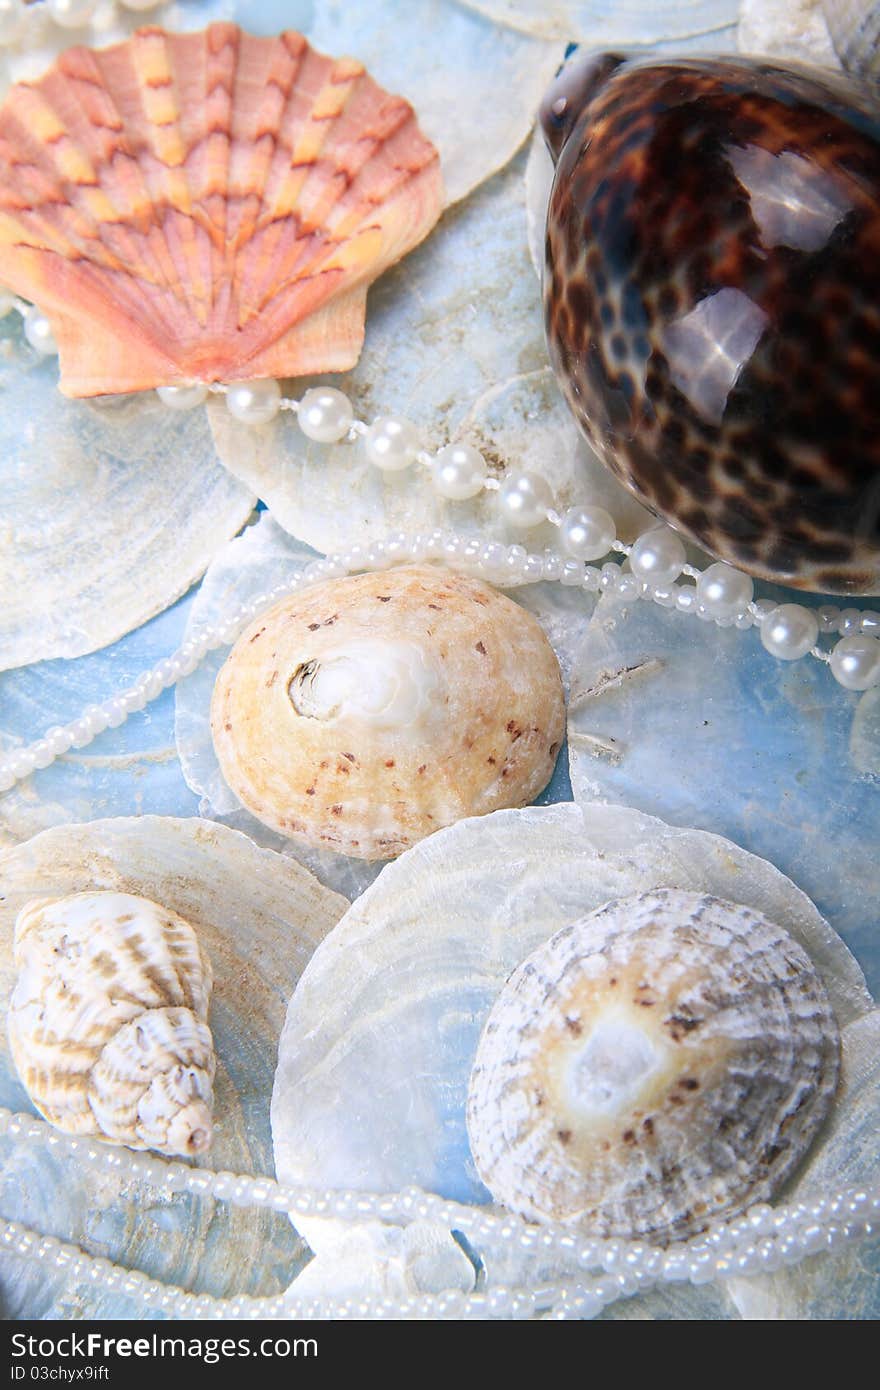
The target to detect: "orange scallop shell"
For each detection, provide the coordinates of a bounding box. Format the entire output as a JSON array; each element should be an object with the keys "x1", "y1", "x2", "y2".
[{"x1": 0, "y1": 24, "x2": 444, "y2": 397}]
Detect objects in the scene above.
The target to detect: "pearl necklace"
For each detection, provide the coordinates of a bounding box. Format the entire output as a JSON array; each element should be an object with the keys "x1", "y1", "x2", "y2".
[
  {"x1": 0, "y1": 1106, "x2": 876, "y2": 1320},
  {"x1": 2, "y1": 288, "x2": 879, "y2": 705},
  {"x1": 2, "y1": 519, "x2": 879, "y2": 794}
]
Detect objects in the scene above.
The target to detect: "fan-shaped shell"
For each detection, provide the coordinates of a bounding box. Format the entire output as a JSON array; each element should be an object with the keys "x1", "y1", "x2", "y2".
[
  {"x1": 210, "y1": 565, "x2": 565, "y2": 860},
  {"x1": 467, "y1": 888, "x2": 841, "y2": 1242},
  {"x1": 8, "y1": 890, "x2": 216, "y2": 1157},
  {"x1": 0, "y1": 23, "x2": 443, "y2": 397}
]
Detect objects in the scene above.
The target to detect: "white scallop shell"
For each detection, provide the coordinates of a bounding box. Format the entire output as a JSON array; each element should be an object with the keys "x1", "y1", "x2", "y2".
[
  {"x1": 467, "y1": 888, "x2": 841, "y2": 1241},
  {"x1": 822, "y1": 0, "x2": 880, "y2": 77},
  {"x1": 0, "y1": 815, "x2": 348, "y2": 1317},
  {"x1": 737, "y1": 0, "x2": 839, "y2": 67},
  {"x1": 455, "y1": 0, "x2": 739, "y2": 46},
  {"x1": 273, "y1": 801, "x2": 871, "y2": 1308},
  {"x1": 0, "y1": 345, "x2": 255, "y2": 672},
  {"x1": 9, "y1": 892, "x2": 216, "y2": 1158},
  {"x1": 566, "y1": 587, "x2": 880, "y2": 989}
]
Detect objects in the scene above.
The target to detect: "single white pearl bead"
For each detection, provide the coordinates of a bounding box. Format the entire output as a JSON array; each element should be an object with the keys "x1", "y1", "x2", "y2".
[
  {"x1": 47, "y1": 0, "x2": 98, "y2": 28},
  {"x1": 0, "y1": 286, "x2": 16, "y2": 315},
  {"x1": 695, "y1": 561, "x2": 754, "y2": 618},
  {"x1": 839, "y1": 607, "x2": 863, "y2": 637},
  {"x1": 430, "y1": 442, "x2": 487, "y2": 499},
  {"x1": 23, "y1": 305, "x2": 57, "y2": 356},
  {"x1": 629, "y1": 526, "x2": 686, "y2": 586},
  {"x1": 364, "y1": 416, "x2": 420, "y2": 470},
  {"x1": 600, "y1": 561, "x2": 621, "y2": 591},
  {"x1": 559, "y1": 504, "x2": 616, "y2": 560},
  {"x1": 829, "y1": 634, "x2": 880, "y2": 690},
  {"x1": 560, "y1": 559, "x2": 583, "y2": 585},
  {"x1": 817, "y1": 604, "x2": 841, "y2": 633},
  {"x1": 860, "y1": 611, "x2": 880, "y2": 638},
  {"x1": 616, "y1": 573, "x2": 641, "y2": 601},
  {"x1": 498, "y1": 472, "x2": 554, "y2": 528},
  {"x1": 760, "y1": 604, "x2": 819, "y2": 660},
  {"x1": 157, "y1": 383, "x2": 208, "y2": 410},
  {"x1": 536, "y1": 550, "x2": 560, "y2": 581},
  {"x1": 225, "y1": 378, "x2": 282, "y2": 425},
  {"x1": 297, "y1": 387, "x2": 353, "y2": 443}
]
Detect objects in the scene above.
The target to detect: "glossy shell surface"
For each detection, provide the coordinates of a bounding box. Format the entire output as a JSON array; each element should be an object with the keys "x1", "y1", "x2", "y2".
[
  {"x1": 0, "y1": 23, "x2": 442, "y2": 396},
  {"x1": 467, "y1": 887, "x2": 841, "y2": 1241},
  {"x1": 9, "y1": 891, "x2": 215, "y2": 1158},
  {"x1": 210, "y1": 565, "x2": 565, "y2": 860},
  {"x1": 543, "y1": 54, "x2": 880, "y2": 594}
]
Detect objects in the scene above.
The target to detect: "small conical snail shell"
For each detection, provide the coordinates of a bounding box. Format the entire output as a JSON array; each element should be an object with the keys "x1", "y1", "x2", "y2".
[
  {"x1": 210, "y1": 565, "x2": 565, "y2": 860},
  {"x1": 8, "y1": 891, "x2": 216, "y2": 1158},
  {"x1": 467, "y1": 888, "x2": 840, "y2": 1242}
]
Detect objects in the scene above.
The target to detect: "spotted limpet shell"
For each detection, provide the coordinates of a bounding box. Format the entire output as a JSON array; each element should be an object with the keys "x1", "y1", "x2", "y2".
[
  {"x1": 467, "y1": 888, "x2": 841, "y2": 1242},
  {"x1": 210, "y1": 565, "x2": 565, "y2": 860}
]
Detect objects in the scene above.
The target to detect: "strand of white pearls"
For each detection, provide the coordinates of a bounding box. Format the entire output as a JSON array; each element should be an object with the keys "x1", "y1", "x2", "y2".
[
  {"x1": 0, "y1": 1112, "x2": 873, "y2": 1317},
  {"x1": 173, "y1": 379, "x2": 880, "y2": 691},
  {"x1": 1, "y1": 285, "x2": 878, "y2": 692},
  {"x1": 0, "y1": 0, "x2": 164, "y2": 55},
  {"x1": 0, "y1": 1107, "x2": 876, "y2": 1320},
  {"x1": 3, "y1": 523, "x2": 880, "y2": 794}
]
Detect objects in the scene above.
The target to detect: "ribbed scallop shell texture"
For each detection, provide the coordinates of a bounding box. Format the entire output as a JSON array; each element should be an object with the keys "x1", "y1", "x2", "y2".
[
  {"x1": 8, "y1": 891, "x2": 216, "y2": 1158},
  {"x1": 0, "y1": 23, "x2": 443, "y2": 396},
  {"x1": 467, "y1": 888, "x2": 841, "y2": 1243}
]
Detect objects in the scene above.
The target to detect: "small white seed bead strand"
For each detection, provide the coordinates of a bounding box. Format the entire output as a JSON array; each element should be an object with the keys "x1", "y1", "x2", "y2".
[
  {"x1": 0, "y1": 316, "x2": 876, "y2": 693},
  {"x1": 0, "y1": 1106, "x2": 876, "y2": 1319},
  {"x1": 214, "y1": 380, "x2": 880, "y2": 689},
  {"x1": 2, "y1": 531, "x2": 879, "y2": 795}
]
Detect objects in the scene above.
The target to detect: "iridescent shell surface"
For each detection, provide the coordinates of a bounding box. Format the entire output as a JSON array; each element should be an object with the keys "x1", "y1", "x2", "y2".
[
  {"x1": 467, "y1": 887, "x2": 841, "y2": 1241},
  {"x1": 542, "y1": 53, "x2": 880, "y2": 594},
  {"x1": 0, "y1": 23, "x2": 443, "y2": 396}
]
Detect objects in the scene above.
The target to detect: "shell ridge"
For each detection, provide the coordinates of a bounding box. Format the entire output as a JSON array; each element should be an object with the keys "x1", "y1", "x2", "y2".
[
  {"x1": 222, "y1": 31, "x2": 301, "y2": 296},
  {"x1": 244, "y1": 49, "x2": 364, "y2": 322},
  {"x1": 49, "y1": 45, "x2": 187, "y2": 311},
  {"x1": 0, "y1": 91, "x2": 132, "y2": 283},
  {"x1": 85, "y1": 37, "x2": 196, "y2": 316}
]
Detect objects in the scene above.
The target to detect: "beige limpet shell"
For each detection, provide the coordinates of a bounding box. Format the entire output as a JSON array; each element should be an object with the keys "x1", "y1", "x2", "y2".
[
  {"x1": 210, "y1": 565, "x2": 565, "y2": 860},
  {"x1": 8, "y1": 890, "x2": 216, "y2": 1159},
  {"x1": 467, "y1": 888, "x2": 841, "y2": 1243}
]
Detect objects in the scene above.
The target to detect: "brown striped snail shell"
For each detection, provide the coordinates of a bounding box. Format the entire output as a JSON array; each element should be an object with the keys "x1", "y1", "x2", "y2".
[{"x1": 542, "y1": 52, "x2": 880, "y2": 595}]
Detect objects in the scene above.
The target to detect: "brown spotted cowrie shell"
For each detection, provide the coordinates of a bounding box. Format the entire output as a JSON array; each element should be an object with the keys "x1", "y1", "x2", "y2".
[{"x1": 542, "y1": 53, "x2": 880, "y2": 594}]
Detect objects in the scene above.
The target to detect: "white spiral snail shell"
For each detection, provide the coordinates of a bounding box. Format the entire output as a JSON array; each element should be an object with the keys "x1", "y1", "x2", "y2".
[{"x1": 8, "y1": 891, "x2": 216, "y2": 1158}]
